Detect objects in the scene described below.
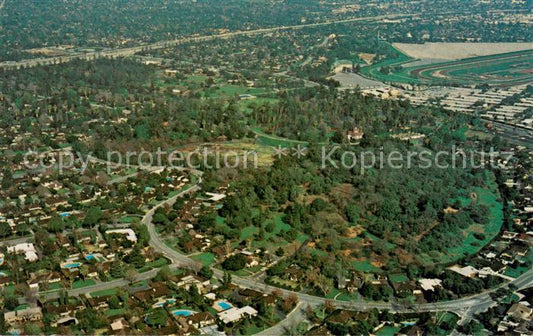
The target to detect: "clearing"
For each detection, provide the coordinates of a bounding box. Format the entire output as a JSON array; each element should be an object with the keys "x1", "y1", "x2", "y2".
[{"x1": 393, "y1": 42, "x2": 533, "y2": 60}]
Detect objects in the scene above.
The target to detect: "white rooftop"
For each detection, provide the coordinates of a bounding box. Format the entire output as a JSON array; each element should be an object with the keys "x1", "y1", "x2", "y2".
[
  {"x1": 106, "y1": 229, "x2": 137, "y2": 242},
  {"x1": 218, "y1": 306, "x2": 258, "y2": 324}
]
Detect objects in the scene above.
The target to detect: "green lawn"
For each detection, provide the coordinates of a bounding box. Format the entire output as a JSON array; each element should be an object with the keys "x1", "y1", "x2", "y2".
[
  {"x1": 90, "y1": 288, "x2": 118, "y2": 297},
  {"x1": 252, "y1": 128, "x2": 309, "y2": 148},
  {"x1": 337, "y1": 292, "x2": 360, "y2": 301},
  {"x1": 14, "y1": 304, "x2": 29, "y2": 311},
  {"x1": 351, "y1": 260, "x2": 381, "y2": 273},
  {"x1": 72, "y1": 279, "x2": 96, "y2": 289},
  {"x1": 440, "y1": 184, "x2": 503, "y2": 263},
  {"x1": 120, "y1": 216, "x2": 138, "y2": 224},
  {"x1": 375, "y1": 326, "x2": 401, "y2": 336},
  {"x1": 42, "y1": 282, "x2": 63, "y2": 291},
  {"x1": 325, "y1": 288, "x2": 341, "y2": 299},
  {"x1": 3, "y1": 285, "x2": 15, "y2": 296},
  {"x1": 105, "y1": 308, "x2": 126, "y2": 317},
  {"x1": 191, "y1": 252, "x2": 216, "y2": 267},
  {"x1": 420, "y1": 174, "x2": 503, "y2": 266},
  {"x1": 389, "y1": 273, "x2": 409, "y2": 283},
  {"x1": 240, "y1": 226, "x2": 258, "y2": 240},
  {"x1": 267, "y1": 276, "x2": 300, "y2": 290},
  {"x1": 145, "y1": 257, "x2": 169, "y2": 268}
]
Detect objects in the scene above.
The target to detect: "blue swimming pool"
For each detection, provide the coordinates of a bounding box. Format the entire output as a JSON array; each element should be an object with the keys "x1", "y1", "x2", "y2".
[
  {"x1": 85, "y1": 254, "x2": 96, "y2": 261},
  {"x1": 62, "y1": 262, "x2": 81, "y2": 269},
  {"x1": 218, "y1": 301, "x2": 232, "y2": 310},
  {"x1": 153, "y1": 299, "x2": 176, "y2": 308},
  {"x1": 172, "y1": 309, "x2": 195, "y2": 317}
]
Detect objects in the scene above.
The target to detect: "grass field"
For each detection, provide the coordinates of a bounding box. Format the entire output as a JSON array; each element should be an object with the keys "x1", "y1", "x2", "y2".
[
  {"x1": 191, "y1": 252, "x2": 215, "y2": 267},
  {"x1": 420, "y1": 175, "x2": 503, "y2": 265},
  {"x1": 252, "y1": 127, "x2": 309, "y2": 148}
]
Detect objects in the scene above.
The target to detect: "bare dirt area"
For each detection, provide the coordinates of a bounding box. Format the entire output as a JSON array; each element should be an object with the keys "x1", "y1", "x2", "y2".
[
  {"x1": 359, "y1": 53, "x2": 376, "y2": 64},
  {"x1": 393, "y1": 42, "x2": 533, "y2": 60}
]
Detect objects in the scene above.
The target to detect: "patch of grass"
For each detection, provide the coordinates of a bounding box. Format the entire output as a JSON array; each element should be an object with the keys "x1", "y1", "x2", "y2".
[
  {"x1": 146, "y1": 257, "x2": 169, "y2": 268},
  {"x1": 439, "y1": 183, "x2": 503, "y2": 264},
  {"x1": 120, "y1": 216, "x2": 138, "y2": 224},
  {"x1": 351, "y1": 260, "x2": 381, "y2": 273},
  {"x1": 240, "y1": 226, "x2": 258, "y2": 240},
  {"x1": 90, "y1": 288, "x2": 118, "y2": 298},
  {"x1": 105, "y1": 308, "x2": 126, "y2": 317},
  {"x1": 14, "y1": 304, "x2": 29, "y2": 311},
  {"x1": 375, "y1": 326, "x2": 401, "y2": 336},
  {"x1": 191, "y1": 252, "x2": 215, "y2": 267},
  {"x1": 3, "y1": 285, "x2": 15, "y2": 296},
  {"x1": 389, "y1": 273, "x2": 409, "y2": 283},
  {"x1": 504, "y1": 265, "x2": 530, "y2": 278},
  {"x1": 252, "y1": 128, "x2": 309, "y2": 148},
  {"x1": 337, "y1": 292, "x2": 360, "y2": 301},
  {"x1": 72, "y1": 279, "x2": 96, "y2": 289},
  {"x1": 266, "y1": 276, "x2": 300, "y2": 290},
  {"x1": 325, "y1": 288, "x2": 341, "y2": 299},
  {"x1": 42, "y1": 282, "x2": 63, "y2": 291}
]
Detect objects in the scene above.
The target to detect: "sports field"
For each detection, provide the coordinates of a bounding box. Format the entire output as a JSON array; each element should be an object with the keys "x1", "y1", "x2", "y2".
[{"x1": 362, "y1": 42, "x2": 533, "y2": 87}]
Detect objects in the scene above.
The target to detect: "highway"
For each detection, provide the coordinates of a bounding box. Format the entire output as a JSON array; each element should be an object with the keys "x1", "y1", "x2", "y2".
[{"x1": 0, "y1": 14, "x2": 413, "y2": 71}]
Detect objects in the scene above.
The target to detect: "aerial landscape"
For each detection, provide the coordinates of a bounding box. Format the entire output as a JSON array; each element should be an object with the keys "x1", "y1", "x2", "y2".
[{"x1": 0, "y1": 0, "x2": 532, "y2": 335}]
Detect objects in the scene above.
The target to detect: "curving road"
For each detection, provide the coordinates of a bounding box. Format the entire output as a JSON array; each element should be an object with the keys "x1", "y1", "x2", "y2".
[
  {"x1": 11, "y1": 157, "x2": 533, "y2": 321},
  {"x1": 28, "y1": 180, "x2": 532, "y2": 331},
  {"x1": 140, "y1": 183, "x2": 533, "y2": 316}
]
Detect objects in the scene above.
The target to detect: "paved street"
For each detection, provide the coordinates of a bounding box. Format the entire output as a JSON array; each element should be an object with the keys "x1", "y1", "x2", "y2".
[
  {"x1": 13, "y1": 177, "x2": 533, "y2": 315},
  {"x1": 7, "y1": 157, "x2": 533, "y2": 331}
]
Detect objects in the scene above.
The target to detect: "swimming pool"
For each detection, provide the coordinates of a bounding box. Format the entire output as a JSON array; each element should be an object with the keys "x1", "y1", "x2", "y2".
[
  {"x1": 171, "y1": 309, "x2": 196, "y2": 317},
  {"x1": 217, "y1": 301, "x2": 232, "y2": 310},
  {"x1": 153, "y1": 299, "x2": 176, "y2": 308},
  {"x1": 62, "y1": 262, "x2": 82, "y2": 269}
]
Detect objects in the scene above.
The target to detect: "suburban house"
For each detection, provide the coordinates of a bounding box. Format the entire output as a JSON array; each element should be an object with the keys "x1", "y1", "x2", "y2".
[
  {"x1": 7, "y1": 242, "x2": 39, "y2": 262},
  {"x1": 4, "y1": 307, "x2": 43, "y2": 324},
  {"x1": 217, "y1": 306, "x2": 258, "y2": 324}
]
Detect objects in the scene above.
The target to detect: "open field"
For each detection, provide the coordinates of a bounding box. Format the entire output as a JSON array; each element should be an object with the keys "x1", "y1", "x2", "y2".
[
  {"x1": 252, "y1": 127, "x2": 309, "y2": 147},
  {"x1": 420, "y1": 177, "x2": 503, "y2": 265},
  {"x1": 393, "y1": 42, "x2": 533, "y2": 60}
]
